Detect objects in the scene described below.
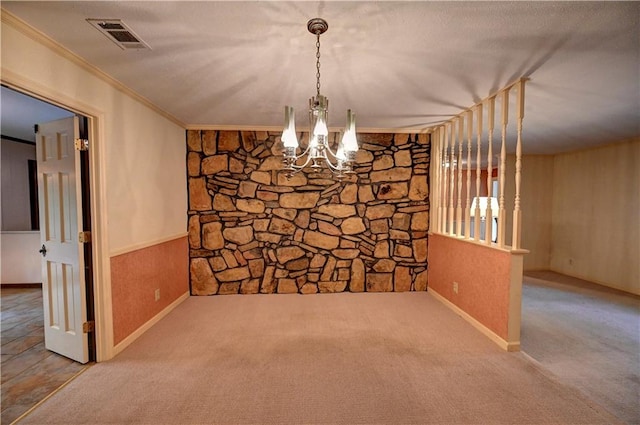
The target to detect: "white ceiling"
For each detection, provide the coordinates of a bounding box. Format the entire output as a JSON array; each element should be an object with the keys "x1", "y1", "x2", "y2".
[{"x1": 2, "y1": 1, "x2": 638, "y2": 154}]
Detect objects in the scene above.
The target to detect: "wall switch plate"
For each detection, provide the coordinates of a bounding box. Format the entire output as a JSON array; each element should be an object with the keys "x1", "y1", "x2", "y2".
[
  {"x1": 453, "y1": 282, "x2": 459, "y2": 294},
  {"x1": 154, "y1": 289, "x2": 160, "y2": 301}
]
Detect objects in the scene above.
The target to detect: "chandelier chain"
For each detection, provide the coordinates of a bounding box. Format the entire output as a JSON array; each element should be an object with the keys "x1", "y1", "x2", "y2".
[{"x1": 316, "y1": 34, "x2": 321, "y2": 96}]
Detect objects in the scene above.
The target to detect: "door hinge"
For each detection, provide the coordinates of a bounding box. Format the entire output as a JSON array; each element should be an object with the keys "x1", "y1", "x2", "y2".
[
  {"x1": 74, "y1": 138, "x2": 89, "y2": 151},
  {"x1": 79, "y1": 231, "x2": 91, "y2": 243},
  {"x1": 82, "y1": 321, "x2": 95, "y2": 333}
]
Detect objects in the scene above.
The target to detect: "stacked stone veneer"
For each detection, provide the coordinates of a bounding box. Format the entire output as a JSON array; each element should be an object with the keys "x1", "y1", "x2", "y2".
[{"x1": 187, "y1": 130, "x2": 430, "y2": 295}]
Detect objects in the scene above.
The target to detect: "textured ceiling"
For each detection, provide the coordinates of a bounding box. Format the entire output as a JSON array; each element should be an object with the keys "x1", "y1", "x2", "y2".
[{"x1": 2, "y1": 1, "x2": 638, "y2": 154}]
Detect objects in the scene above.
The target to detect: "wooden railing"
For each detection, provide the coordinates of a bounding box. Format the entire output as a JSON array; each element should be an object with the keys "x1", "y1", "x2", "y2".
[{"x1": 430, "y1": 78, "x2": 527, "y2": 249}]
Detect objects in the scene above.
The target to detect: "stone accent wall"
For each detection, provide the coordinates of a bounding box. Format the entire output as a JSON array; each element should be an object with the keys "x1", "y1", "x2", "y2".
[{"x1": 187, "y1": 130, "x2": 429, "y2": 295}]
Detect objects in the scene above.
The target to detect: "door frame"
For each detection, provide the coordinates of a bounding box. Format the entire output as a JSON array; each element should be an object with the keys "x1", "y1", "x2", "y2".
[{"x1": 2, "y1": 72, "x2": 114, "y2": 362}]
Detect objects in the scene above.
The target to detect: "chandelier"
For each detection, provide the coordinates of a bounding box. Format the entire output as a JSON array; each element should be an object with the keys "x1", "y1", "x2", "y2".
[{"x1": 282, "y1": 18, "x2": 358, "y2": 178}]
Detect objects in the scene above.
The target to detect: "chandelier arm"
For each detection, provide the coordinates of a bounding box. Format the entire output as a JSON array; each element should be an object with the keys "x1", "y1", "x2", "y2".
[
  {"x1": 324, "y1": 142, "x2": 354, "y2": 165},
  {"x1": 323, "y1": 144, "x2": 342, "y2": 160},
  {"x1": 289, "y1": 145, "x2": 351, "y2": 176},
  {"x1": 318, "y1": 149, "x2": 350, "y2": 173},
  {"x1": 286, "y1": 148, "x2": 315, "y2": 169},
  {"x1": 324, "y1": 160, "x2": 350, "y2": 175},
  {"x1": 293, "y1": 144, "x2": 313, "y2": 159},
  {"x1": 323, "y1": 160, "x2": 345, "y2": 172}
]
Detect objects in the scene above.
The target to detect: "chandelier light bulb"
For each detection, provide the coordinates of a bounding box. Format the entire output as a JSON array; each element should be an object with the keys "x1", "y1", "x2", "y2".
[
  {"x1": 282, "y1": 128, "x2": 298, "y2": 149},
  {"x1": 313, "y1": 116, "x2": 329, "y2": 137},
  {"x1": 282, "y1": 106, "x2": 299, "y2": 148},
  {"x1": 342, "y1": 130, "x2": 358, "y2": 153},
  {"x1": 309, "y1": 135, "x2": 319, "y2": 149},
  {"x1": 336, "y1": 144, "x2": 347, "y2": 161}
]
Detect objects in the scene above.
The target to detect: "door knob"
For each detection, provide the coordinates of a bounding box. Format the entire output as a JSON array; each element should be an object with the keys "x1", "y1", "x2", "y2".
[{"x1": 39, "y1": 244, "x2": 47, "y2": 257}]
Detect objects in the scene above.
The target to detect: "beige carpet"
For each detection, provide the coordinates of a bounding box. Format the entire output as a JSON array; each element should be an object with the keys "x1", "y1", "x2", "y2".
[
  {"x1": 20, "y1": 292, "x2": 621, "y2": 424},
  {"x1": 522, "y1": 271, "x2": 640, "y2": 425}
]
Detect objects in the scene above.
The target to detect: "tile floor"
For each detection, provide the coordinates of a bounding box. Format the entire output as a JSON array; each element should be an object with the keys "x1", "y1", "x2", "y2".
[{"x1": 1, "y1": 287, "x2": 87, "y2": 424}]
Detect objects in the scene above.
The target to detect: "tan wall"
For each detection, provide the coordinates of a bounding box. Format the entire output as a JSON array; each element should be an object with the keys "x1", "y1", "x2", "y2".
[
  {"x1": 0, "y1": 231, "x2": 41, "y2": 284},
  {"x1": 1, "y1": 139, "x2": 36, "y2": 231},
  {"x1": 519, "y1": 155, "x2": 554, "y2": 270},
  {"x1": 550, "y1": 139, "x2": 639, "y2": 294}
]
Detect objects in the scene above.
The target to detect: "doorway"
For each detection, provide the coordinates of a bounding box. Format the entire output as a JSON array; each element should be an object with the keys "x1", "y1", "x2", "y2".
[{"x1": 1, "y1": 86, "x2": 97, "y2": 421}]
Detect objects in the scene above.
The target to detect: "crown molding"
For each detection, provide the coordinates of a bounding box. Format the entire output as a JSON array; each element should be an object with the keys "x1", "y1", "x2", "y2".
[{"x1": 1, "y1": 9, "x2": 186, "y2": 129}]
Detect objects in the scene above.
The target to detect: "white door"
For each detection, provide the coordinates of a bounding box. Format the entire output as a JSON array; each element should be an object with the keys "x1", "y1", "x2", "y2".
[{"x1": 36, "y1": 116, "x2": 89, "y2": 364}]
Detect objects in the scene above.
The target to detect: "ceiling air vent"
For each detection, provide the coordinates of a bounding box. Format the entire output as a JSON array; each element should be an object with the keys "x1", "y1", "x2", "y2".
[{"x1": 87, "y1": 19, "x2": 151, "y2": 50}]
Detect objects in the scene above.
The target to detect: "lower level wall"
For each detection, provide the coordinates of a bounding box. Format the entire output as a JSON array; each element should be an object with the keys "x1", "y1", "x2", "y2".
[
  {"x1": 519, "y1": 155, "x2": 554, "y2": 271},
  {"x1": 110, "y1": 236, "x2": 189, "y2": 345},
  {"x1": 550, "y1": 139, "x2": 639, "y2": 295},
  {"x1": 428, "y1": 233, "x2": 521, "y2": 347},
  {"x1": 1, "y1": 231, "x2": 41, "y2": 284}
]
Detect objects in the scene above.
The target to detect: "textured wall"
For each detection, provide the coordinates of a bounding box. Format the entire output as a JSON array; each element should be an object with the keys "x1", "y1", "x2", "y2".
[
  {"x1": 1, "y1": 231, "x2": 41, "y2": 284},
  {"x1": 187, "y1": 130, "x2": 429, "y2": 295},
  {"x1": 550, "y1": 138, "x2": 640, "y2": 295},
  {"x1": 1, "y1": 139, "x2": 36, "y2": 231},
  {"x1": 111, "y1": 236, "x2": 189, "y2": 344},
  {"x1": 518, "y1": 155, "x2": 554, "y2": 271},
  {"x1": 427, "y1": 234, "x2": 512, "y2": 340}
]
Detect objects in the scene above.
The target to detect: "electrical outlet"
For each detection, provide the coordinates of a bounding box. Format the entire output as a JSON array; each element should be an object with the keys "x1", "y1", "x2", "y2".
[
  {"x1": 154, "y1": 289, "x2": 160, "y2": 302},
  {"x1": 453, "y1": 281, "x2": 459, "y2": 294}
]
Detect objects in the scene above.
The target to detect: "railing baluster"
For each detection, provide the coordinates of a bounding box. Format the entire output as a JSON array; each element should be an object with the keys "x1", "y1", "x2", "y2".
[
  {"x1": 434, "y1": 127, "x2": 444, "y2": 233},
  {"x1": 474, "y1": 103, "x2": 483, "y2": 241},
  {"x1": 430, "y1": 129, "x2": 437, "y2": 232},
  {"x1": 456, "y1": 117, "x2": 464, "y2": 237},
  {"x1": 512, "y1": 79, "x2": 525, "y2": 249},
  {"x1": 442, "y1": 124, "x2": 450, "y2": 234},
  {"x1": 498, "y1": 89, "x2": 509, "y2": 247},
  {"x1": 485, "y1": 96, "x2": 495, "y2": 244},
  {"x1": 448, "y1": 122, "x2": 456, "y2": 236},
  {"x1": 465, "y1": 110, "x2": 472, "y2": 239}
]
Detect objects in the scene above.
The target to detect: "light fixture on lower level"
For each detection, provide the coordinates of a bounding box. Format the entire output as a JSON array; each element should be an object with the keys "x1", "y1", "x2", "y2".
[
  {"x1": 282, "y1": 18, "x2": 358, "y2": 179},
  {"x1": 470, "y1": 196, "x2": 499, "y2": 242},
  {"x1": 470, "y1": 197, "x2": 499, "y2": 220}
]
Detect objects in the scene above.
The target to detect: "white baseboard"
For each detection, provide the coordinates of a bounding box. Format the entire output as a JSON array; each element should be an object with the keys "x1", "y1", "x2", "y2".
[
  {"x1": 429, "y1": 288, "x2": 520, "y2": 352},
  {"x1": 113, "y1": 291, "x2": 190, "y2": 357}
]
